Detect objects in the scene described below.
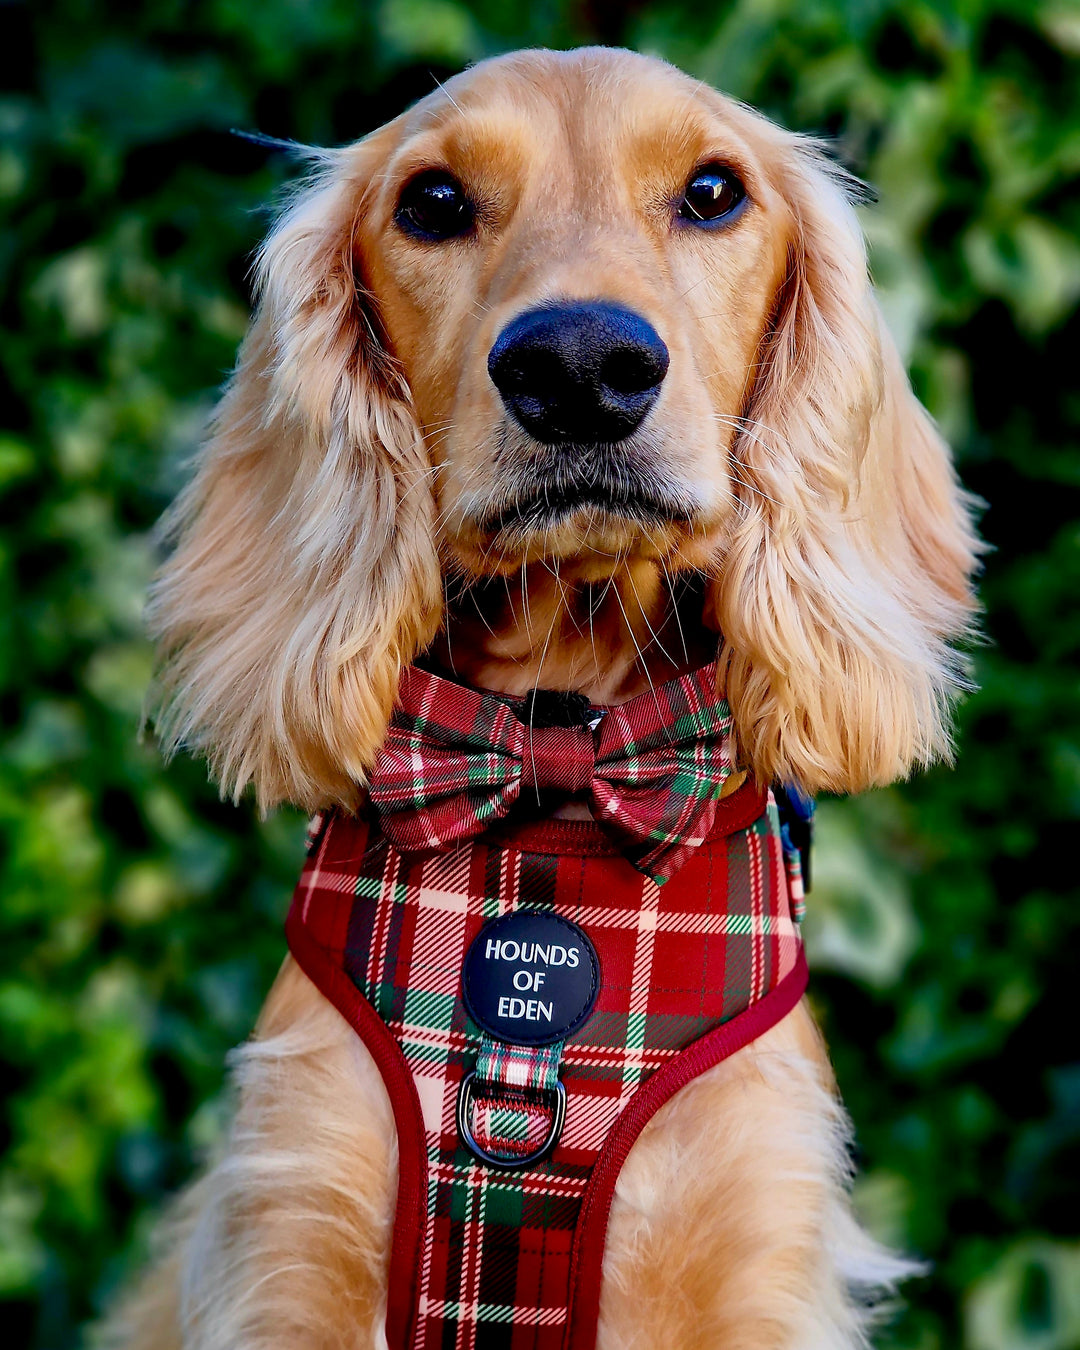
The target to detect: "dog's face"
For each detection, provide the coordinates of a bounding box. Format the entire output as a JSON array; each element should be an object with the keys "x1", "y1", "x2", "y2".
[
  {"x1": 357, "y1": 52, "x2": 791, "y2": 576},
  {"x1": 149, "y1": 47, "x2": 979, "y2": 810}
]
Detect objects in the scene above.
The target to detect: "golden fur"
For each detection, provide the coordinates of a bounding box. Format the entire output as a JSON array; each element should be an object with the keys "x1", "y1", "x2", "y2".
[{"x1": 115, "y1": 46, "x2": 980, "y2": 1349}]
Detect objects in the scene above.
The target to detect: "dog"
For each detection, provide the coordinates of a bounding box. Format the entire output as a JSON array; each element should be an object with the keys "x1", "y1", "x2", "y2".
[{"x1": 106, "y1": 46, "x2": 979, "y2": 1350}]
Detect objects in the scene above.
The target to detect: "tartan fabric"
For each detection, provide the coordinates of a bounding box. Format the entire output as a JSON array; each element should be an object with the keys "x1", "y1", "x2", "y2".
[
  {"x1": 784, "y1": 843, "x2": 807, "y2": 924},
  {"x1": 472, "y1": 1100, "x2": 548, "y2": 1155},
  {"x1": 368, "y1": 663, "x2": 733, "y2": 884},
  {"x1": 475, "y1": 1038, "x2": 562, "y2": 1093},
  {"x1": 469, "y1": 1091, "x2": 557, "y2": 1160},
  {"x1": 289, "y1": 783, "x2": 803, "y2": 1350},
  {"x1": 468, "y1": 1039, "x2": 564, "y2": 1164}
]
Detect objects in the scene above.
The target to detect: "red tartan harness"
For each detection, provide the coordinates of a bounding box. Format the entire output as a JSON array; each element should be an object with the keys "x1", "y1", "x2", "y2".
[{"x1": 286, "y1": 668, "x2": 809, "y2": 1350}]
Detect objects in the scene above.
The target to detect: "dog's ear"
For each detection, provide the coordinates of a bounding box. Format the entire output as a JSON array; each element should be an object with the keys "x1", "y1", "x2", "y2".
[
  {"x1": 707, "y1": 138, "x2": 980, "y2": 794},
  {"x1": 148, "y1": 137, "x2": 442, "y2": 812}
]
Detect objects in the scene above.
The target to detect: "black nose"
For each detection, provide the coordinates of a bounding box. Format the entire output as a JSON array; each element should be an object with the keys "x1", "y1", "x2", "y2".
[{"x1": 487, "y1": 302, "x2": 669, "y2": 444}]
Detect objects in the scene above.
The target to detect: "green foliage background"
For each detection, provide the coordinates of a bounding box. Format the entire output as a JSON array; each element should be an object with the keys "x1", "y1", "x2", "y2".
[{"x1": 2, "y1": 1, "x2": 1078, "y2": 1346}]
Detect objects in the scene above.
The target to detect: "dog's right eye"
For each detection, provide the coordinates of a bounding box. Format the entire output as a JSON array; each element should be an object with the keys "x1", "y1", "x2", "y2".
[{"x1": 395, "y1": 171, "x2": 475, "y2": 241}]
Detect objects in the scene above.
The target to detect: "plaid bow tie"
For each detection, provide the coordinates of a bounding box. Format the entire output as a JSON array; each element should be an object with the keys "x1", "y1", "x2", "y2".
[{"x1": 368, "y1": 663, "x2": 733, "y2": 884}]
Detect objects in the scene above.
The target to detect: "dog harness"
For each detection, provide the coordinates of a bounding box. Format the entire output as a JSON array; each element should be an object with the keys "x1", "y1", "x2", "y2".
[{"x1": 286, "y1": 664, "x2": 809, "y2": 1350}]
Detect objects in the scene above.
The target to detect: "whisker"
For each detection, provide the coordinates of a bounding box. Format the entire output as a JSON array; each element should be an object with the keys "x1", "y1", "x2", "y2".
[
  {"x1": 625, "y1": 564, "x2": 677, "y2": 668},
  {"x1": 676, "y1": 273, "x2": 712, "y2": 302},
  {"x1": 660, "y1": 556, "x2": 690, "y2": 664},
  {"x1": 609, "y1": 567, "x2": 664, "y2": 723},
  {"x1": 528, "y1": 587, "x2": 563, "y2": 803},
  {"x1": 442, "y1": 573, "x2": 457, "y2": 673},
  {"x1": 587, "y1": 579, "x2": 598, "y2": 682},
  {"x1": 430, "y1": 72, "x2": 463, "y2": 114}
]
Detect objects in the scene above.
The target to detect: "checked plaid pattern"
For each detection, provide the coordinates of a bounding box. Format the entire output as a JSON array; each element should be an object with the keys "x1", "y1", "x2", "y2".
[
  {"x1": 469, "y1": 1039, "x2": 563, "y2": 1162},
  {"x1": 368, "y1": 663, "x2": 733, "y2": 884},
  {"x1": 289, "y1": 785, "x2": 803, "y2": 1350}
]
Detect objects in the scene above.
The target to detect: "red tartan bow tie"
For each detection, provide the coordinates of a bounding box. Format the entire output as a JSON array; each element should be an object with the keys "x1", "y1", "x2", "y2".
[{"x1": 367, "y1": 663, "x2": 733, "y2": 884}]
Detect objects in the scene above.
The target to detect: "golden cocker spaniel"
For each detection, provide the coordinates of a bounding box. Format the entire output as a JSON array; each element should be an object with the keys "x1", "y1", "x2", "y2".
[{"x1": 109, "y1": 46, "x2": 979, "y2": 1350}]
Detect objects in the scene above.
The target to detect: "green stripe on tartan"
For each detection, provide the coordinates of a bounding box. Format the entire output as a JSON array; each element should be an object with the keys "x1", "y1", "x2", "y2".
[
  {"x1": 669, "y1": 766, "x2": 723, "y2": 797},
  {"x1": 475, "y1": 1302, "x2": 563, "y2": 1323},
  {"x1": 480, "y1": 1173, "x2": 526, "y2": 1225},
  {"x1": 399, "y1": 1038, "x2": 460, "y2": 1067},
  {"x1": 488, "y1": 1107, "x2": 528, "y2": 1141},
  {"x1": 355, "y1": 873, "x2": 382, "y2": 900},
  {"x1": 722, "y1": 913, "x2": 786, "y2": 935},
  {"x1": 402, "y1": 987, "x2": 456, "y2": 1033},
  {"x1": 666, "y1": 705, "x2": 732, "y2": 739},
  {"x1": 473, "y1": 1304, "x2": 514, "y2": 1324},
  {"x1": 473, "y1": 792, "x2": 501, "y2": 823}
]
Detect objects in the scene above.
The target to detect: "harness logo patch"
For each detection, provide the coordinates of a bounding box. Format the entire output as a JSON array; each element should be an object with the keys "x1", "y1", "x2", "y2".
[{"x1": 462, "y1": 910, "x2": 600, "y2": 1046}]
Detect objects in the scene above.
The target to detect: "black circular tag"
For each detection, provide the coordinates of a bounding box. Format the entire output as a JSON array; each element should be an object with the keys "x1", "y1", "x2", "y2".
[{"x1": 462, "y1": 910, "x2": 600, "y2": 1047}]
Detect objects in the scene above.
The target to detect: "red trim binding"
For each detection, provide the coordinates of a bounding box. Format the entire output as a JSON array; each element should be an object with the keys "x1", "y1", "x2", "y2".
[
  {"x1": 562, "y1": 947, "x2": 810, "y2": 1349},
  {"x1": 285, "y1": 904, "x2": 428, "y2": 1349}
]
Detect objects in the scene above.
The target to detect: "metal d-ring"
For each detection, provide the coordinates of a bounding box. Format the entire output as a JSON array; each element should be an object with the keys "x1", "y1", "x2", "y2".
[{"x1": 456, "y1": 1070, "x2": 567, "y2": 1170}]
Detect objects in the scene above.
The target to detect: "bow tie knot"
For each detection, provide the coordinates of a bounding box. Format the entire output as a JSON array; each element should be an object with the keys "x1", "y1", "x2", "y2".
[
  {"x1": 521, "y1": 725, "x2": 596, "y2": 794},
  {"x1": 368, "y1": 664, "x2": 734, "y2": 884}
]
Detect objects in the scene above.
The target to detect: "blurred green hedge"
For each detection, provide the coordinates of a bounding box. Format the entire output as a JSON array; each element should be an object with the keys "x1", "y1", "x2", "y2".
[{"x1": 1, "y1": 1, "x2": 1078, "y2": 1347}]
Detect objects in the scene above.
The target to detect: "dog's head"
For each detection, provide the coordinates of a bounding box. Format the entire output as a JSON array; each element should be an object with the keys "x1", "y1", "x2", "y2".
[{"x1": 150, "y1": 47, "x2": 979, "y2": 810}]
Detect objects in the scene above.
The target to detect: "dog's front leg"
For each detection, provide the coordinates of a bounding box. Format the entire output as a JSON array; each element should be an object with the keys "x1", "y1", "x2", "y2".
[
  {"x1": 101, "y1": 957, "x2": 397, "y2": 1350},
  {"x1": 597, "y1": 1002, "x2": 911, "y2": 1350}
]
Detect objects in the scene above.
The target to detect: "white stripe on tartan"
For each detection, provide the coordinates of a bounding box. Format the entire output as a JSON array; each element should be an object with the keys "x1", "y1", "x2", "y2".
[
  {"x1": 398, "y1": 1038, "x2": 462, "y2": 1068},
  {"x1": 462, "y1": 1157, "x2": 498, "y2": 1350},
  {"x1": 499, "y1": 1057, "x2": 541, "y2": 1089},
  {"x1": 408, "y1": 901, "x2": 472, "y2": 999},
  {"x1": 394, "y1": 1022, "x2": 469, "y2": 1052},
  {"x1": 549, "y1": 904, "x2": 799, "y2": 937},
  {"x1": 461, "y1": 1176, "x2": 483, "y2": 1350},
  {"x1": 368, "y1": 834, "x2": 401, "y2": 992},
  {"x1": 412, "y1": 879, "x2": 472, "y2": 915},
  {"x1": 559, "y1": 1087, "x2": 624, "y2": 1151},
  {"x1": 457, "y1": 851, "x2": 504, "y2": 1350},
  {"x1": 561, "y1": 1043, "x2": 675, "y2": 1070},
  {"x1": 616, "y1": 877, "x2": 661, "y2": 1107},
  {"x1": 430, "y1": 1158, "x2": 588, "y2": 1199},
  {"x1": 424, "y1": 837, "x2": 475, "y2": 891},
  {"x1": 303, "y1": 823, "x2": 398, "y2": 910},
  {"x1": 415, "y1": 1147, "x2": 441, "y2": 1350},
  {"x1": 415, "y1": 1033, "x2": 473, "y2": 1350},
  {"x1": 418, "y1": 1298, "x2": 568, "y2": 1326},
  {"x1": 748, "y1": 827, "x2": 764, "y2": 1002},
  {"x1": 497, "y1": 843, "x2": 519, "y2": 918},
  {"x1": 413, "y1": 1070, "x2": 445, "y2": 1136}
]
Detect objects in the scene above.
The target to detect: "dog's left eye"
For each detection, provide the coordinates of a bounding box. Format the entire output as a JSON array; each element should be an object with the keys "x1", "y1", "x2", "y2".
[
  {"x1": 678, "y1": 165, "x2": 747, "y2": 225},
  {"x1": 395, "y1": 171, "x2": 475, "y2": 241}
]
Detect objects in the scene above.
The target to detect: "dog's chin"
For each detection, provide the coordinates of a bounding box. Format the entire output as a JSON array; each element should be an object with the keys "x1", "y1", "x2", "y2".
[{"x1": 445, "y1": 493, "x2": 700, "y2": 578}]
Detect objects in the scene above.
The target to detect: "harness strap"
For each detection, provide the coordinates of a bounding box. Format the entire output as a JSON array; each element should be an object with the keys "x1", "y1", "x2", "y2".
[{"x1": 459, "y1": 1037, "x2": 566, "y2": 1168}]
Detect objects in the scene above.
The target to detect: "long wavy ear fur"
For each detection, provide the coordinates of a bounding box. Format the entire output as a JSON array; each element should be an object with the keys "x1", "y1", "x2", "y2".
[
  {"x1": 709, "y1": 134, "x2": 981, "y2": 794},
  {"x1": 148, "y1": 140, "x2": 442, "y2": 812}
]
